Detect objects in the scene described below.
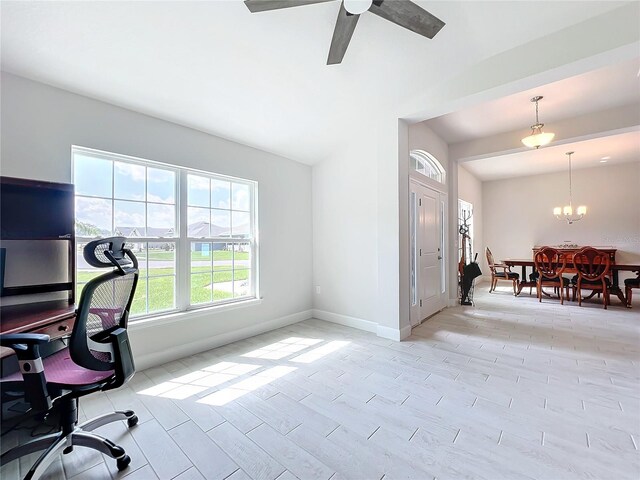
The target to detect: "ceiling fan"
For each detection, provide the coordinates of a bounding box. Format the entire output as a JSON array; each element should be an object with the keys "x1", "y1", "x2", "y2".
[{"x1": 244, "y1": 0, "x2": 445, "y2": 65}]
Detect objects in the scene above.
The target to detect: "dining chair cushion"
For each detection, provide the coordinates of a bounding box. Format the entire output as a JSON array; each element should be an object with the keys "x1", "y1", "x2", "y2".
[
  {"x1": 571, "y1": 274, "x2": 612, "y2": 286},
  {"x1": 540, "y1": 275, "x2": 561, "y2": 282},
  {"x1": 624, "y1": 277, "x2": 640, "y2": 287},
  {"x1": 495, "y1": 271, "x2": 519, "y2": 279}
]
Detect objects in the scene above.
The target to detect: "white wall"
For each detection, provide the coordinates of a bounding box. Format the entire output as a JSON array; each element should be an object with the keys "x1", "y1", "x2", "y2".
[
  {"x1": 483, "y1": 161, "x2": 640, "y2": 283},
  {"x1": 312, "y1": 116, "x2": 409, "y2": 340},
  {"x1": 311, "y1": 139, "x2": 378, "y2": 329},
  {"x1": 458, "y1": 165, "x2": 485, "y2": 275},
  {"x1": 0, "y1": 72, "x2": 313, "y2": 369}
]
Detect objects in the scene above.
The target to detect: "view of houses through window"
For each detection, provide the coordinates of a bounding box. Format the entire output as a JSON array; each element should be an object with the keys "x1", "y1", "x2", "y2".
[{"x1": 73, "y1": 147, "x2": 257, "y2": 318}]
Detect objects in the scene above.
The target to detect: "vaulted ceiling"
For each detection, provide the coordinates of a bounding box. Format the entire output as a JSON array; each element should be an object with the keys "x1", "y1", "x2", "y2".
[{"x1": 0, "y1": 1, "x2": 629, "y2": 164}]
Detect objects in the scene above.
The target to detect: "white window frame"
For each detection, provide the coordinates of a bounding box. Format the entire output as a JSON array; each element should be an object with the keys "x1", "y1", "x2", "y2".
[
  {"x1": 72, "y1": 146, "x2": 259, "y2": 321},
  {"x1": 410, "y1": 150, "x2": 446, "y2": 184}
]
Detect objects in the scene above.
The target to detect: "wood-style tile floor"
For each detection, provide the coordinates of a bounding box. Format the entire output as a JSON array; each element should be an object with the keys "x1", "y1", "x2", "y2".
[{"x1": 2, "y1": 285, "x2": 639, "y2": 479}]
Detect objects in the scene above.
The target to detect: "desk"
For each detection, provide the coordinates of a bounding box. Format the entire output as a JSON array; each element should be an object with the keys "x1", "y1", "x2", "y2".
[
  {"x1": 504, "y1": 259, "x2": 640, "y2": 306},
  {"x1": 0, "y1": 300, "x2": 75, "y2": 359}
]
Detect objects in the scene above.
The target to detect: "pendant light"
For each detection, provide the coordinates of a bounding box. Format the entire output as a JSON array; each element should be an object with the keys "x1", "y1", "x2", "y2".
[
  {"x1": 522, "y1": 96, "x2": 555, "y2": 149},
  {"x1": 554, "y1": 151, "x2": 587, "y2": 224}
]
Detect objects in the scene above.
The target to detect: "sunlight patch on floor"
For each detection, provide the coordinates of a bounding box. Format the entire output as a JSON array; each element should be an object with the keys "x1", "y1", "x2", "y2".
[
  {"x1": 241, "y1": 337, "x2": 323, "y2": 360},
  {"x1": 197, "y1": 365, "x2": 297, "y2": 406}
]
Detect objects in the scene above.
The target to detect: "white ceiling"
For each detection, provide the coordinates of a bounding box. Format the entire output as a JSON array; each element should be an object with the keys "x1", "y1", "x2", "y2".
[
  {"x1": 462, "y1": 130, "x2": 640, "y2": 181},
  {"x1": 0, "y1": 1, "x2": 628, "y2": 165},
  {"x1": 426, "y1": 58, "x2": 640, "y2": 144}
]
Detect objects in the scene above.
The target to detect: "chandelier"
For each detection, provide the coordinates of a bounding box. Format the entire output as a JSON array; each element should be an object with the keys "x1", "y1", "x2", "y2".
[
  {"x1": 522, "y1": 96, "x2": 555, "y2": 149},
  {"x1": 554, "y1": 151, "x2": 586, "y2": 224}
]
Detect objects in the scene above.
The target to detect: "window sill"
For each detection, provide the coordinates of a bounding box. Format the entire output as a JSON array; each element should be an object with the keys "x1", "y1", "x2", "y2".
[{"x1": 129, "y1": 297, "x2": 263, "y2": 331}]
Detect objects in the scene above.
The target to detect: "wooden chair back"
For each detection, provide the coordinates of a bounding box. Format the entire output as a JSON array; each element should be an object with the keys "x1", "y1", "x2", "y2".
[
  {"x1": 486, "y1": 247, "x2": 496, "y2": 271},
  {"x1": 573, "y1": 247, "x2": 610, "y2": 282},
  {"x1": 534, "y1": 247, "x2": 566, "y2": 279}
]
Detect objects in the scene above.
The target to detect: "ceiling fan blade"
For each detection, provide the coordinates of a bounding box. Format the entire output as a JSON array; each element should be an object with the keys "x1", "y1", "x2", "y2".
[
  {"x1": 369, "y1": 0, "x2": 445, "y2": 39},
  {"x1": 244, "y1": 0, "x2": 335, "y2": 13},
  {"x1": 327, "y1": 2, "x2": 360, "y2": 65}
]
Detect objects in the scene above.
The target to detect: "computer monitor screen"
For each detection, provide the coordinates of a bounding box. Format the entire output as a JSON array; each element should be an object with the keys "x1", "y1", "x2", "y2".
[{"x1": 0, "y1": 176, "x2": 74, "y2": 240}]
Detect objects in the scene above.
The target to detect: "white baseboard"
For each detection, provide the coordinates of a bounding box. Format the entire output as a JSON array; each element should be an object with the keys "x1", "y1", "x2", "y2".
[
  {"x1": 312, "y1": 309, "x2": 377, "y2": 333},
  {"x1": 135, "y1": 309, "x2": 313, "y2": 371},
  {"x1": 400, "y1": 324, "x2": 412, "y2": 340},
  {"x1": 376, "y1": 324, "x2": 409, "y2": 342}
]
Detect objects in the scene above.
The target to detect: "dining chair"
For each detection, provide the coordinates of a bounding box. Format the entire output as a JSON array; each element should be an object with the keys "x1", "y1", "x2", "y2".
[
  {"x1": 625, "y1": 276, "x2": 639, "y2": 308},
  {"x1": 485, "y1": 247, "x2": 519, "y2": 295},
  {"x1": 534, "y1": 246, "x2": 568, "y2": 304},
  {"x1": 571, "y1": 247, "x2": 611, "y2": 309}
]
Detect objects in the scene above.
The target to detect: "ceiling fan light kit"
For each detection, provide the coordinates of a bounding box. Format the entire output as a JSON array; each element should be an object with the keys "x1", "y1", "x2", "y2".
[
  {"x1": 554, "y1": 151, "x2": 587, "y2": 224},
  {"x1": 343, "y1": 0, "x2": 372, "y2": 15},
  {"x1": 244, "y1": 0, "x2": 445, "y2": 65},
  {"x1": 522, "y1": 96, "x2": 555, "y2": 149}
]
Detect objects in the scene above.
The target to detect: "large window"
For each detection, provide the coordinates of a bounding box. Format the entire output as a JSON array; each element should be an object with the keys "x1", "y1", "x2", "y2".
[{"x1": 73, "y1": 147, "x2": 257, "y2": 318}]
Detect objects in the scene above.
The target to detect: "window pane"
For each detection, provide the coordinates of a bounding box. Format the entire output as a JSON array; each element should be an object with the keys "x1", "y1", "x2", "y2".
[
  {"x1": 232, "y1": 183, "x2": 250, "y2": 211},
  {"x1": 191, "y1": 242, "x2": 212, "y2": 272},
  {"x1": 148, "y1": 276, "x2": 175, "y2": 312},
  {"x1": 213, "y1": 268, "x2": 233, "y2": 284},
  {"x1": 233, "y1": 269, "x2": 250, "y2": 298},
  {"x1": 114, "y1": 200, "x2": 146, "y2": 237},
  {"x1": 188, "y1": 207, "x2": 210, "y2": 237},
  {"x1": 76, "y1": 244, "x2": 102, "y2": 285},
  {"x1": 232, "y1": 211, "x2": 250, "y2": 237},
  {"x1": 234, "y1": 243, "x2": 251, "y2": 270},
  {"x1": 212, "y1": 209, "x2": 231, "y2": 237},
  {"x1": 76, "y1": 197, "x2": 112, "y2": 235},
  {"x1": 148, "y1": 167, "x2": 175, "y2": 204},
  {"x1": 114, "y1": 162, "x2": 145, "y2": 201},
  {"x1": 148, "y1": 244, "x2": 175, "y2": 277},
  {"x1": 74, "y1": 155, "x2": 112, "y2": 198},
  {"x1": 127, "y1": 242, "x2": 147, "y2": 277},
  {"x1": 211, "y1": 179, "x2": 231, "y2": 209},
  {"x1": 191, "y1": 273, "x2": 212, "y2": 304},
  {"x1": 131, "y1": 278, "x2": 147, "y2": 316},
  {"x1": 213, "y1": 284, "x2": 233, "y2": 302},
  {"x1": 188, "y1": 175, "x2": 210, "y2": 207},
  {"x1": 212, "y1": 243, "x2": 233, "y2": 271},
  {"x1": 147, "y1": 203, "x2": 175, "y2": 237}
]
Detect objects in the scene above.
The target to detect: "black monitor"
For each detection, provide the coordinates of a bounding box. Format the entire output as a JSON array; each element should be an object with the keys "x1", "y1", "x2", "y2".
[
  {"x1": 1, "y1": 176, "x2": 74, "y2": 240},
  {"x1": 0, "y1": 176, "x2": 75, "y2": 300}
]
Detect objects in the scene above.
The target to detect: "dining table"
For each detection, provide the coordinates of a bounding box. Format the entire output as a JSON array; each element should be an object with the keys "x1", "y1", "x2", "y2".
[{"x1": 503, "y1": 258, "x2": 640, "y2": 306}]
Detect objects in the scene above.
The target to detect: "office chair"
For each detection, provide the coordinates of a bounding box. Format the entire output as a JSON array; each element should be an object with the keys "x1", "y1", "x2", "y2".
[{"x1": 0, "y1": 237, "x2": 139, "y2": 480}]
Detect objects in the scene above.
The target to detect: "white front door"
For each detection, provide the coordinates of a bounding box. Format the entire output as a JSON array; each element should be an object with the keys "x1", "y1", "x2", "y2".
[{"x1": 410, "y1": 181, "x2": 445, "y2": 326}]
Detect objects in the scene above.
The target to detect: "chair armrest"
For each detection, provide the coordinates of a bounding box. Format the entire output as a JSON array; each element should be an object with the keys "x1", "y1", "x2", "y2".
[
  {"x1": 493, "y1": 264, "x2": 512, "y2": 273},
  {"x1": 0, "y1": 333, "x2": 50, "y2": 351},
  {"x1": 0, "y1": 333, "x2": 52, "y2": 412},
  {"x1": 109, "y1": 328, "x2": 135, "y2": 388}
]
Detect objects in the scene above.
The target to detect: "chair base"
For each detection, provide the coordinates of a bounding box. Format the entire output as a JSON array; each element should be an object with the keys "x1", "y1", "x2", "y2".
[{"x1": 1, "y1": 406, "x2": 137, "y2": 480}]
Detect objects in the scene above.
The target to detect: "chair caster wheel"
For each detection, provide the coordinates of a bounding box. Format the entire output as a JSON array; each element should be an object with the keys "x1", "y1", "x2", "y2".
[
  {"x1": 117, "y1": 455, "x2": 131, "y2": 471},
  {"x1": 127, "y1": 415, "x2": 138, "y2": 427}
]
